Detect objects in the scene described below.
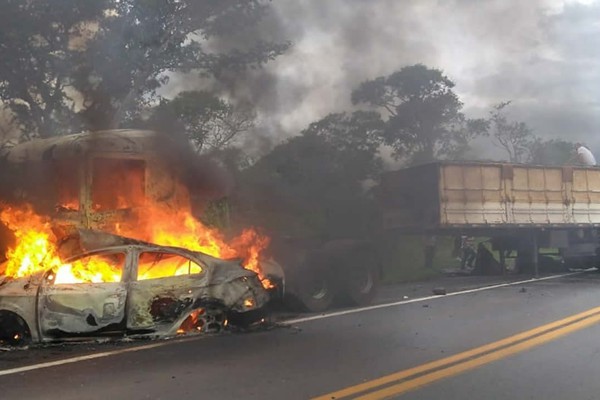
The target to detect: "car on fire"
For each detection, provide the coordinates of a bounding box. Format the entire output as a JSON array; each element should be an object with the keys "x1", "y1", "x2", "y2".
[{"x1": 0, "y1": 230, "x2": 276, "y2": 346}]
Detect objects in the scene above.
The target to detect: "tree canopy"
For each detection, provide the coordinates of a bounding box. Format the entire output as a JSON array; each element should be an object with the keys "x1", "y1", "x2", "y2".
[
  {"x1": 234, "y1": 111, "x2": 384, "y2": 238},
  {"x1": 351, "y1": 64, "x2": 486, "y2": 163},
  {"x1": 0, "y1": 0, "x2": 288, "y2": 139}
]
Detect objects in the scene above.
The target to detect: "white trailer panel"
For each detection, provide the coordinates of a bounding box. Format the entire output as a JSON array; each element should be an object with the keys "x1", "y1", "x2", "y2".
[{"x1": 381, "y1": 162, "x2": 600, "y2": 232}]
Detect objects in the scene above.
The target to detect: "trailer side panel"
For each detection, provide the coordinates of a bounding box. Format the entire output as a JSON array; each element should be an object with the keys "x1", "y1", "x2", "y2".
[{"x1": 381, "y1": 162, "x2": 600, "y2": 232}]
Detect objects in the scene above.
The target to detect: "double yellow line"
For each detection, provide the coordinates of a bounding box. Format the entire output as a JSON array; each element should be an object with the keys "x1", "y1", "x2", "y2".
[{"x1": 313, "y1": 305, "x2": 600, "y2": 400}]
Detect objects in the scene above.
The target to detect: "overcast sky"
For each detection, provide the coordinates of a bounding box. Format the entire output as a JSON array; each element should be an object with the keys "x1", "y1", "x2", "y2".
[{"x1": 167, "y1": 0, "x2": 600, "y2": 156}]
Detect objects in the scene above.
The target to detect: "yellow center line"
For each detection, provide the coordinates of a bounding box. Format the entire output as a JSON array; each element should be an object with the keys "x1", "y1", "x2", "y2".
[
  {"x1": 357, "y1": 312, "x2": 600, "y2": 400},
  {"x1": 312, "y1": 305, "x2": 600, "y2": 400}
]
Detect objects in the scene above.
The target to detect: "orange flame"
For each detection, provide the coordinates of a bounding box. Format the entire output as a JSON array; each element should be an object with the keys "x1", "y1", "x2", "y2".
[
  {"x1": 0, "y1": 203, "x2": 272, "y2": 288},
  {"x1": 0, "y1": 205, "x2": 121, "y2": 283},
  {"x1": 113, "y1": 202, "x2": 273, "y2": 288},
  {"x1": 0, "y1": 205, "x2": 60, "y2": 278}
]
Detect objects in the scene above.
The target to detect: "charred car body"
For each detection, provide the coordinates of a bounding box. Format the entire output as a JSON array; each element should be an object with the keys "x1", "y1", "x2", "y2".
[
  {"x1": 0, "y1": 230, "x2": 270, "y2": 345},
  {"x1": 0, "y1": 129, "x2": 377, "y2": 332}
]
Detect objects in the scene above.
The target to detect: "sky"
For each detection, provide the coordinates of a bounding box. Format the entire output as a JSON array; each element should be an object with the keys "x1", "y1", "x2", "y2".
[{"x1": 167, "y1": 0, "x2": 600, "y2": 158}]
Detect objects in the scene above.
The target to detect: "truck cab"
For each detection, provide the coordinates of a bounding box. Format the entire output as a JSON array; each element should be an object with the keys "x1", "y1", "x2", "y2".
[{"x1": 0, "y1": 130, "x2": 191, "y2": 236}]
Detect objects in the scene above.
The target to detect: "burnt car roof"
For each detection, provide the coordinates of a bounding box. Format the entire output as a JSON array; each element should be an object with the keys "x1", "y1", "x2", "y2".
[{"x1": 62, "y1": 228, "x2": 240, "y2": 264}]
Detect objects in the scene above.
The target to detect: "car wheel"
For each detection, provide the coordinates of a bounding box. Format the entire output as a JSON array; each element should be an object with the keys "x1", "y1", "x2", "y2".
[
  {"x1": 177, "y1": 305, "x2": 227, "y2": 335},
  {"x1": 0, "y1": 311, "x2": 31, "y2": 346}
]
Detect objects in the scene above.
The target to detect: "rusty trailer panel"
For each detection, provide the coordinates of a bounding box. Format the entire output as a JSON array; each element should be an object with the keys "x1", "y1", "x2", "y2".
[{"x1": 381, "y1": 162, "x2": 600, "y2": 233}]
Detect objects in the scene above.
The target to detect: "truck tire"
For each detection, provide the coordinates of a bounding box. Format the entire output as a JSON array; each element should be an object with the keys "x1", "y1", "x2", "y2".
[
  {"x1": 294, "y1": 268, "x2": 336, "y2": 313},
  {"x1": 338, "y1": 248, "x2": 380, "y2": 306},
  {"x1": 287, "y1": 251, "x2": 337, "y2": 313}
]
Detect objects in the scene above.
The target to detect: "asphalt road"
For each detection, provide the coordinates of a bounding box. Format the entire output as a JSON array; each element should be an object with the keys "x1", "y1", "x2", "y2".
[{"x1": 3, "y1": 272, "x2": 600, "y2": 399}]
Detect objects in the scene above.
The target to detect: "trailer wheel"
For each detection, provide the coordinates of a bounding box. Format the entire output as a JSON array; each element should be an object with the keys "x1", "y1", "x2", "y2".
[{"x1": 339, "y1": 249, "x2": 380, "y2": 306}]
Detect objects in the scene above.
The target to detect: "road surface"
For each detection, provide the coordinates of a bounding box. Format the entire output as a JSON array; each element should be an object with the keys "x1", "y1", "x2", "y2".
[{"x1": 2, "y1": 272, "x2": 600, "y2": 399}]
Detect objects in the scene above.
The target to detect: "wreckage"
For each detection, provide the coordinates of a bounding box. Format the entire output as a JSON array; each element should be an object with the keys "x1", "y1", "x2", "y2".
[
  {"x1": 0, "y1": 130, "x2": 283, "y2": 345},
  {"x1": 0, "y1": 229, "x2": 270, "y2": 345}
]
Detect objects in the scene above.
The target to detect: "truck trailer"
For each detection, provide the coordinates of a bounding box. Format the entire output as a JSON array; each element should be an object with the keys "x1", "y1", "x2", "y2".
[{"x1": 380, "y1": 161, "x2": 600, "y2": 275}]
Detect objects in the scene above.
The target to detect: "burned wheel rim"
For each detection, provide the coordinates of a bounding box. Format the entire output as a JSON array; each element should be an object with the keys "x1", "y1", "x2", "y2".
[
  {"x1": 0, "y1": 312, "x2": 31, "y2": 346},
  {"x1": 178, "y1": 305, "x2": 227, "y2": 335}
]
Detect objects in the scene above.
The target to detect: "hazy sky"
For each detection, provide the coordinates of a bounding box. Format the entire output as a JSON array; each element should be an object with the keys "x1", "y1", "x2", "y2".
[{"x1": 166, "y1": 0, "x2": 600, "y2": 156}]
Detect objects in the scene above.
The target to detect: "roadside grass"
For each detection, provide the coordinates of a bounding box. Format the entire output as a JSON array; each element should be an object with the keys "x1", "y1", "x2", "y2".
[
  {"x1": 378, "y1": 233, "x2": 566, "y2": 284},
  {"x1": 378, "y1": 234, "x2": 461, "y2": 284}
]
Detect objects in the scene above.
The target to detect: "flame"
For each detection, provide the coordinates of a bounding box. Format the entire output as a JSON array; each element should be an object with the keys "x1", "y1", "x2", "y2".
[
  {"x1": 0, "y1": 202, "x2": 272, "y2": 288},
  {"x1": 113, "y1": 202, "x2": 273, "y2": 288},
  {"x1": 0, "y1": 205, "x2": 60, "y2": 278},
  {"x1": 0, "y1": 205, "x2": 121, "y2": 284}
]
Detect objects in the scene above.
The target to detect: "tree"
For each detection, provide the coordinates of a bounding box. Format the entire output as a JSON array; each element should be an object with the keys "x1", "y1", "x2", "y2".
[
  {"x1": 0, "y1": 0, "x2": 289, "y2": 139},
  {"x1": 489, "y1": 102, "x2": 534, "y2": 163},
  {"x1": 144, "y1": 91, "x2": 255, "y2": 153},
  {"x1": 527, "y1": 138, "x2": 575, "y2": 165},
  {"x1": 234, "y1": 111, "x2": 384, "y2": 238},
  {"x1": 351, "y1": 64, "x2": 486, "y2": 164},
  {"x1": 0, "y1": 0, "x2": 109, "y2": 138}
]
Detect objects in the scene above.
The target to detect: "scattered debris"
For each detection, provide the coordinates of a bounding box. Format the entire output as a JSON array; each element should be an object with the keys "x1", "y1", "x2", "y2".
[{"x1": 432, "y1": 287, "x2": 447, "y2": 295}]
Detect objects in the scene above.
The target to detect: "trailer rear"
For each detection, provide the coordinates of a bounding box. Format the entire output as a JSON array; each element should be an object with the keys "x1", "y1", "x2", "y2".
[{"x1": 380, "y1": 162, "x2": 600, "y2": 273}]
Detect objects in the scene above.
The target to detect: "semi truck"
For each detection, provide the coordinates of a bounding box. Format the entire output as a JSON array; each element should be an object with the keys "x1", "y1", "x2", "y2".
[
  {"x1": 379, "y1": 161, "x2": 600, "y2": 275},
  {"x1": 6, "y1": 132, "x2": 594, "y2": 315}
]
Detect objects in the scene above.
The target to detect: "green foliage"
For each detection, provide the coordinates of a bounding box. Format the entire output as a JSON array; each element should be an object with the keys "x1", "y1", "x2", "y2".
[
  {"x1": 0, "y1": 0, "x2": 109, "y2": 138},
  {"x1": 378, "y1": 234, "x2": 462, "y2": 283},
  {"x1": 351, "y1": 64, "x2": 487, "y2": 163},
  {"x1": 235, "y1": 111, "x2": 384, "y2": 239},
  {"x1": 0, "y1": 0, "x2": 288, "y2": 138}
]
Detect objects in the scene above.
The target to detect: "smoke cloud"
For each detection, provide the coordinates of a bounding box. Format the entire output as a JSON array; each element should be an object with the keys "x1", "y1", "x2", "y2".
[{"x1": 164, "y1": 0, "x2": 600, "y2": 157}]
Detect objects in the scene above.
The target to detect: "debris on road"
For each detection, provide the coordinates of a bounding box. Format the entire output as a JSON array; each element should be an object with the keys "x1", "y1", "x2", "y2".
[{"x1": 432, "y1": 287, "x2": 447, "y2": 295}]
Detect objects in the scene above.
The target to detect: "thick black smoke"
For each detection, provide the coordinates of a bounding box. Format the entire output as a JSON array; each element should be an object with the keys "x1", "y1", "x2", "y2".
[{"x1": 152, "y1": 130, "x2": 234, "y2": 200}]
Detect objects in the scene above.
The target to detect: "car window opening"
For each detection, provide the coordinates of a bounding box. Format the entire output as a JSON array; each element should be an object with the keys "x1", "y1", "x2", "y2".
[
  {"x1": 52, "y1": 252, "x2": 125, "y2": 284},
  {"x1": 138, "y1": 252, "x2": 203, "y2": 280}
]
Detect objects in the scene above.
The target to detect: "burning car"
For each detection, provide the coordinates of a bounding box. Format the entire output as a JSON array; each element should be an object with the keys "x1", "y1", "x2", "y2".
[{"x1": 0, "y1": 229, "x2": 273, "y2": 346}]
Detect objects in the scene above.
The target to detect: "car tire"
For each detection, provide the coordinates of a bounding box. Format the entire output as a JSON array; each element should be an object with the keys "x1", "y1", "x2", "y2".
[{"x1": 0, "y1": 311, "x2": 31, "y2": 347}]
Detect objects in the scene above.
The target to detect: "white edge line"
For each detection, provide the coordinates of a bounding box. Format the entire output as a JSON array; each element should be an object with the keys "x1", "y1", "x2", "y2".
[
  {"x1": 283, "y1": 271, "x2": 585, "y2": 325},
  {"x1": 0, "y1": 271, "x2": 585, "y2": 377},
  {"x1": 0, "y1": 340, "x2": 171, "y2": 377}
]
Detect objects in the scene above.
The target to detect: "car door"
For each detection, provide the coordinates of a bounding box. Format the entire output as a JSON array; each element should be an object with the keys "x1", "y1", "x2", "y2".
[
  {"x1": 126, "y1": 250, "x2": 206, "y2": 333},
  {"x1": 37, "y1": 250, "x2": 130, "y2": 338}
]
